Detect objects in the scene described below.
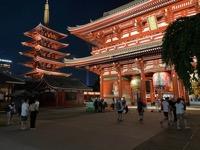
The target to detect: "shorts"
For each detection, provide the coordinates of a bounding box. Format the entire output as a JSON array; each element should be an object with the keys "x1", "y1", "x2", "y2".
[
  {"x1": 176, "y1": 113, "x2": 185, "y2": 119},
  {"x1": 21, "y1": 116, "x2": 27, "y2": 121},
  {"x1": 163, "y1": 112, "x2": 168, "y2": 119},
  {"x1": 138, "y1": 111, "x2": 144, "y2": 116},
  {"x1": 118, "y1": 110, "x2": 123, "y2": 114}
]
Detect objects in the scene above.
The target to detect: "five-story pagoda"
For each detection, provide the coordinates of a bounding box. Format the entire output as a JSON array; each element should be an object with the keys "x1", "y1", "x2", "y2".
[{"x1": 19, "y1": 0, "x2": 71, "y2": 79}]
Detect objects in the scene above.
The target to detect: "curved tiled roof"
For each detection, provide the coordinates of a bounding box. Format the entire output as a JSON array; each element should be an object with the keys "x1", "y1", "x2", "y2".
[
  {"x1": 42, "y1": 75, "x2": 92, "y2": 91},
  {"x1": 67, "y1": 0, "x2": 178, "y2": 31},
  {"x1": 24, "y1": 23, "x2": 67, "y2": 40},
  {"x1": 103, "y1": 0, "x2": 149, "y2": 17},
  {"x1": 0, "y1": 72, "x2": 25, "y2": 84},
  {"x1": 64, "y1": 40, "x2": 162, "y2": 66}
]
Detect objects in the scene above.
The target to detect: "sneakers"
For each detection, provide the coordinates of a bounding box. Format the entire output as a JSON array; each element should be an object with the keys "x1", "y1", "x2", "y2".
[
  {"x1": 185, "y1": 126, "x2": 190, "y2": 129},
  {"x1": 118, "y1": 119, "x2": 123, "y2": 122},
  {"x1": 177, "y1": 126, "x2": 190, "y2": 130}
]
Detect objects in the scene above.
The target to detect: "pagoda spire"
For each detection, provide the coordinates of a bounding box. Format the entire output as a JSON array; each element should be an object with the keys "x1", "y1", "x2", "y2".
[{"x1": 44, "y1": 0, "x2": 49, "y2": 26}]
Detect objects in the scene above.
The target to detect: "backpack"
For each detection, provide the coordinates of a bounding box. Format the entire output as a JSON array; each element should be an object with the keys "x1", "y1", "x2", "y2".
[{"x1": 116, "y1": 101, "x2": 122, "y2": 110}]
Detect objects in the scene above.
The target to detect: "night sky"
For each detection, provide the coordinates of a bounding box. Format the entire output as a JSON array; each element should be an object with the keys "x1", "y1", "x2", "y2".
[{"x1": 0, "y1": 0, "x2": 133, "y2": 85}]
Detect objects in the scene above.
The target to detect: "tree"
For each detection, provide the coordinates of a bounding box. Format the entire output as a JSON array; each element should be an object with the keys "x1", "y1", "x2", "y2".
[{"x1": 161, "y1": 13, "x2": 200, "y2": 89}]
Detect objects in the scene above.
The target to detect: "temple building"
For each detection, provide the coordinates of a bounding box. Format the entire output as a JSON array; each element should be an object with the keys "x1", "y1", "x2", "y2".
[
  {"x1": 17, "y1": 0, "x2": 92, "y2": 107},
  {"x1": 64, "y1": 0, "x2": 200, "y2": 105}
]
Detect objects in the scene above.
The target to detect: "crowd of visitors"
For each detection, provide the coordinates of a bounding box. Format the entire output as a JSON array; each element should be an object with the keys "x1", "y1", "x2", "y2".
[
  {"x1": 159, "y1": 96, "x2": 190, "y2": 129},
  {"x1": 93, "y1": 97, "x2": 107, "y2": 112},
  {"x1": 5, "y1": 95, "x2": 190, "y2": 131},
  {"x1": 92, "y1": 95, "x2": 190, "y2": 130},
  {"x1": 6, "y1": 98, "x2": 40, "y2": 130}
]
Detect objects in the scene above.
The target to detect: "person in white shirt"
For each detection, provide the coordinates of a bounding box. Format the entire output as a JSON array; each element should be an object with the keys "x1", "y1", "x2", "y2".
[
  {"x1": 155, "y1": 97, "x2": 160, "y2": 112},
  {"x1": 35, "y1": 99, "x2": 40, "y2": 111},
  {"x1": 160, "y1": 97, "x2": 170, "y2": 127},
  {"x1": 20, "y1": 99, "x2": 29, "y2": 130},
  {"x1": 175, "y1": 98, "x2": 190, "y2": 129}
]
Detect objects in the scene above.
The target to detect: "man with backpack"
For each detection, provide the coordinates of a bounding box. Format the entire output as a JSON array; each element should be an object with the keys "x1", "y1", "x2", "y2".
[
  {"x1": 137, "y1": 98, "x2": 144, "y2": 122},
  {"x1": 116, "y1": 98, "x2": 124, "y2": 122}
]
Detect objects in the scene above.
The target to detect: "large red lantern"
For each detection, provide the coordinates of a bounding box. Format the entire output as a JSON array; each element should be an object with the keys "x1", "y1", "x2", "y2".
[
  {"x1": 153, "y1": 72, "x2": 171, "y2": 92},
  {"x1": 130, "y1": 76, "x2": 141, "y2": 92}
]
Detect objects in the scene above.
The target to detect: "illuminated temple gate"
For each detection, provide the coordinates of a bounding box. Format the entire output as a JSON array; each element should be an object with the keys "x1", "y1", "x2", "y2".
[{"x1": 64, "y1": 0, "x2": 200, "y2": 105}]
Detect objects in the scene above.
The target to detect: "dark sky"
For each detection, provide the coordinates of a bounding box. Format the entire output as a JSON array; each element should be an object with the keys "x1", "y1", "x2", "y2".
[{"x1": 0, "y1": 0, "x2": 133, "y2": 85}]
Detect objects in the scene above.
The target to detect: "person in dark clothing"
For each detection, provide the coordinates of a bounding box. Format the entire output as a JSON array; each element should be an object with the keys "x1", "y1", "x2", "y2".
[
  {"x1": 29, "y1": 99, "x2": 38, "y2": 129},
  {"x1": 137, "y1": 98, "x2": 144, "y2": 122},
  {"x1": 93, "y1": 98, "x2": 98, "y2": 112},
  {"x1": 173, "y1": 100, "x2": 177, "y2": 122},
  {"x1": 111, "y1": 98, "x2": 115, "y2": 110}
]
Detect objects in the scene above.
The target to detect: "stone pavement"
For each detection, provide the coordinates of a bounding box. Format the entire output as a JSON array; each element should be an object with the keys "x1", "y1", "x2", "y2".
[{"x1": 0, "y1": 105, "x2": 200, "y2": 150}]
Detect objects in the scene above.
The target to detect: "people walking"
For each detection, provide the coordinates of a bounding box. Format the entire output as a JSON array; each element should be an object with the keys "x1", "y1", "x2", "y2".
[
  {"x1": 7, "y1": 101, "x2": 15, "y2": 125},
  {"x1": 93, "y1": 98, "x2": 98, "y2": 112},
  {"x1": 98, "y1": 98, "x2": 102, "y2": 112},
  {"x1": 20, "y1": 99, "x2": 29, "y2": 130},
  {"x1": 116, "y1": 98, "x2": 124, "y2": 122},
  {"x1": 35, "y1": 99, "x2": 40, "y2": 111},
  {"x1": 101, "y1": 98, "x2": 106, "y2": 112},
  {"x1": 111, "y1": 98, "x2": 115, "y2": 110},
  {"x1": 155, "y1": 97, "x2": 160, "y2": 112},
  {"x1": 137, "y1": 98, "x2": 144, "y2": 122},
  {"x1": 168, "y1": 97, "x2": 175, "y2": 124},
  {"x1": 160, "y1": 97, "x2": 170, "y2": 127},
  {"x1": 121, "y1": 97, "x2": 127, "y2": 107},
  {"x1": 29, "y1": 99, "x2": 38, "y2": 130},
  {"x1": 175, "y1": 98, "x2": 190, "y2": 130}
]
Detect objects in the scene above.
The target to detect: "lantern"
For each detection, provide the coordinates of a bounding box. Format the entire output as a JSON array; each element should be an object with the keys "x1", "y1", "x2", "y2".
[
  {"x1": 153, "y1": 72, "x2": 171, "y2": 92},
  {"x1": 130, "y1": 76, "x2": 141, "y2": 92}
]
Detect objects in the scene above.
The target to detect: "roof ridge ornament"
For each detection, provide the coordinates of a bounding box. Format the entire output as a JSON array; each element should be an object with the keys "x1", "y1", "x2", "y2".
[{"x1": 44, "y1": 0, "x2": 50, "y2": 26}]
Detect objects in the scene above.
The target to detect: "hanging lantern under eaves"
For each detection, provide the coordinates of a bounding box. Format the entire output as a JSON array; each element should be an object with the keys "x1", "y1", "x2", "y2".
[
  {"x1": 130, "y1": 76, "x2": 141, "y2": 92},
  {"x1": 153, "y1": 72, "x2": 171, "y2": 92}
]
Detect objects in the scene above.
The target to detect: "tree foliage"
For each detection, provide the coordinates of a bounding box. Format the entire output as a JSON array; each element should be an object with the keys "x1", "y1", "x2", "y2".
[{"x1": 162, "y1": 13, "x2": 200, "y2": 89}]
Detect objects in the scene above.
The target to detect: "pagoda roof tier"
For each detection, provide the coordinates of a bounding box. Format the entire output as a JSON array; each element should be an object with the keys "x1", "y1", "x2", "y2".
[
  {"x1": 35, "y1": 56, "x2": 66, "y2": 68},
  {"x1": 19, "y1": 56, "x2": 66, "y2": 69},
  {"x1": 22, "y1": 68, "x2": 71, "y2": 78},
  {"x1": 19, "y1": 45, "x2": 70, "y2": 59},
  {"x1": 21, "y1": 35, "x2": 69, "y2": 50},
  {"x1": 24, "y1": 23, "x2": 67, "y2": 41},
  {"x1": 64, "y1": 40, "x2": 162, "y2": 66},
  {"x1": 19, "y1": 60, "x2": 36, "y2": 68},
  {"x1": 67, "y1": 0, "x2": 178, "y2": 32}
]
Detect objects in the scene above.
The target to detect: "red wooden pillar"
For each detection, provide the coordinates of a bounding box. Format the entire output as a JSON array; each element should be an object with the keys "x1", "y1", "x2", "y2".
[
  {"x1": 184, "y1": 90, "x2": 189, "y2": 104},
  {"x1": 171, "y1": 70, "x2": 179, "y2": 100},
  {"x1": 100, "y1": 73, "x2": 103, "y2": 98},
  {"x1": 118, "y1": 67, "x2": 122, "y2": 98},
  {"x1": 150, "y1": 80, "x2": 155, "y2": 104},
  {"x1": 178, "y1": 80, "x2": 184, "y2": 98},
  {"x1": 140, "y1": 61, "x2": 146, "y2": 103}
]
